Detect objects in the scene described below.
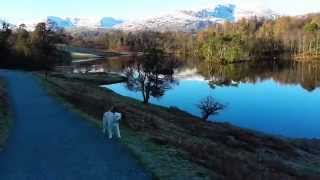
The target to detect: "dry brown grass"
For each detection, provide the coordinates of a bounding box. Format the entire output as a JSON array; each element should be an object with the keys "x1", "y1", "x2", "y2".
[
  {"x1": 50, "y1": 72, "x2": 127, "y2": 85},
  {"x1": 36, "y1": 73, "x2": 320, "y2": 180}
]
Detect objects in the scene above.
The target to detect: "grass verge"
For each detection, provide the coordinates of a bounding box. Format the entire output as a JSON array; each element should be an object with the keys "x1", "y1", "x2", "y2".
[
  {"x1": 34, "y1": 73, "x2": 211, "y2": 180},
  {"x1": 34, "y1": 72, "x2": 320, "y2": 180},
  {"x1": 49, "y1": 72, "x2": 127, "y2": 85}
]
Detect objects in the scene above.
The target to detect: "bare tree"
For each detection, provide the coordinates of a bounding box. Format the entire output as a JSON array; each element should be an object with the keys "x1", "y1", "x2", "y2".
[
  {"x1": 124, "y1": 49, "x2": 177, "y2": 104},
  {"x1": 197, "y1": 96, "x2": 225, "y2": 121}
]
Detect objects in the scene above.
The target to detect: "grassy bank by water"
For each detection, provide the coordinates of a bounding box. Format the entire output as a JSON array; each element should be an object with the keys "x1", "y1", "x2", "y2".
[
  {"x1": 36, "y1": 72, "x2": 320, "y2": 180},
  {"x1": 0, "y1": 78, "x2": 11, "y2": 151},
  {"x1": 36, "y1": 72, "x2": 211, "y2": 179},
  {"x1": 49, "y1": 72, "x2": 127, "y2": 85}
]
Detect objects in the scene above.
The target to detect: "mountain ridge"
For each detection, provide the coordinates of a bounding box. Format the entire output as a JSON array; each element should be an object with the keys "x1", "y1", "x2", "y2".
[
  {"x1": 115, "y1": 4, "x2": 278, "y2": 32},
  {"x1": 4, "y1": 4, "x2": 279, "y2": 32}
]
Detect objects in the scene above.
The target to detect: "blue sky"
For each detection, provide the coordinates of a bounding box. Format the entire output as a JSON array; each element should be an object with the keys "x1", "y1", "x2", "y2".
[{"x1": 1, "y1": 0, "x2": 320, "y2": 23}]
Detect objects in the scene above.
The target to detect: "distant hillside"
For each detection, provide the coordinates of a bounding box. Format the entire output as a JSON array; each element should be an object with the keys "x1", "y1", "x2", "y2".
[
  {"x1": 5, "y1": 3, "x2": 278, "y2": 32},
  {"x1": 115, "y1": 4, "x2": 278, "y2": 32}
]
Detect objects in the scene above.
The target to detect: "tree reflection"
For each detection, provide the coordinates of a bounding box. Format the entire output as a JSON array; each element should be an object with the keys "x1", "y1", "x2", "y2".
[
  {"x1": 197, "y1": 60, "x2": 320, "y2": 91},
  {"x1": 124, "y1": 49, "x2": 178, "y2": 104}
]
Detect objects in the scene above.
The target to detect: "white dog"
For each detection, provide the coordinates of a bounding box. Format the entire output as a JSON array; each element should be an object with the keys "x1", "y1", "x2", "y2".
[{"x1": 103, "y1": 107, "x2": 122, "y2": 139}]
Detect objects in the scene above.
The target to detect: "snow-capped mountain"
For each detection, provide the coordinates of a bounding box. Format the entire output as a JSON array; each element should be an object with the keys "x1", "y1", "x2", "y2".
[
  {"x1": 100, "y1": 17, "x2": 123, "y2": 28},
  {"x1": 115, "y1": 4, "x2": 278, "y2": 32},
  {"x1": 115, "y1": 4, "x2": 236, "y2": 32},
  {"x1": 114, "y1": 11, "x2": 222, "y2": 32},
  {"x1": 47, "y1": 16, "x2": 123, "y2": 29},
  {"x1": 193, "y1": 4, "x2": 236, "y2": 21},
  {"x1": 4, "y1": 4, "x2": 278, "y2": 32},
  {"x1": 47, "y1": 16, "x2": 74, "y2": 28}
]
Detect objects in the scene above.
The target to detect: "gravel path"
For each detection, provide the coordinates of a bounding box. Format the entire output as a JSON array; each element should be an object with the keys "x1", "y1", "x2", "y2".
[{"x1": 0, "y1": 70, "x2": 150, "y2": 180}]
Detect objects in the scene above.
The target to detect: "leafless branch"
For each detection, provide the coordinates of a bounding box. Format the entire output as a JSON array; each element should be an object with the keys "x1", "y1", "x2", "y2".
[{"x1": 197, "y1": 96, "x2": 225, "y2": 121}]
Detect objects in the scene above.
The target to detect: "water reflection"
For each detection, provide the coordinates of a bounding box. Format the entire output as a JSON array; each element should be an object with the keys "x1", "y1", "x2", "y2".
[
  {"x1": 197, "y1": 60, "x2": 320, "y2": 92},
  {"x1": 123, "y1": 53, "x2": 178, "y2": 104},
  {"x1": 73, "y1": 56, "x2": 320, "y2": 137},
  {"x1": 72, "y1": 56, "x2": 320, "y2": 92}
]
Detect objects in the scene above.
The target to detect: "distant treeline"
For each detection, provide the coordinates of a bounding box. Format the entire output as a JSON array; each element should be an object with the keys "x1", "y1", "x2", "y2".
[
  {"x1": 0, "y1": 22, "x2": 70, "y2": 70},
  {"x1": 1, "y1": 13, "x2": 320, "y2": 70},
  {"x1": 70, "y1": 13, "x2": 320, "y2": 63}
]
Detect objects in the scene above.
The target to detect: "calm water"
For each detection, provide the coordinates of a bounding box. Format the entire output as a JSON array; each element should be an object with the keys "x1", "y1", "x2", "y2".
[{"x1": 73, "y1": 57, "x2": 320, "y2": 138}]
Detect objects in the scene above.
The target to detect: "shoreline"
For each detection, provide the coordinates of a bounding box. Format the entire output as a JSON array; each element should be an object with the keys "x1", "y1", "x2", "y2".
[
  {"x1": 35, "y1": 72, "x2": 212, "y2": 179},
  {"x1": 99, "y1": 73, "x2": 320, "y2": 141},
  {"x1": 35, "y1": 71, "x2": 320, "y2": 179},
  {"x1": 49, "y1": 72, "x2": 127, "y2": 85}
]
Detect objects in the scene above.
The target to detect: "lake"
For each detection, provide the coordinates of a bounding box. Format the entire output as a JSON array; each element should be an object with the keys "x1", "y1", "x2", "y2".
[{"x1": 73, "y1": 56, "x2": 320, "y2": 138}]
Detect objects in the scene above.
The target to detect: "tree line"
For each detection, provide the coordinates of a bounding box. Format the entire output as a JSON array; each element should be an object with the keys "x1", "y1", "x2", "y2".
[
  {"x1": 69, "y1": 13, "x2": 320, "y2": 63},
  {"x1": 1, "y1": 13, "x2": 319, "y2": 70},
  {"x1": 0, "y1": 22, "x2": 70, "y2": 70}
]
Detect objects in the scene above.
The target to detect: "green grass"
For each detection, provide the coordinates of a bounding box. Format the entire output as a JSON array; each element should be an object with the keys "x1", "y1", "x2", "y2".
[{"x1": 0, "y1": 78, "x2": 11, "y2": 151}]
